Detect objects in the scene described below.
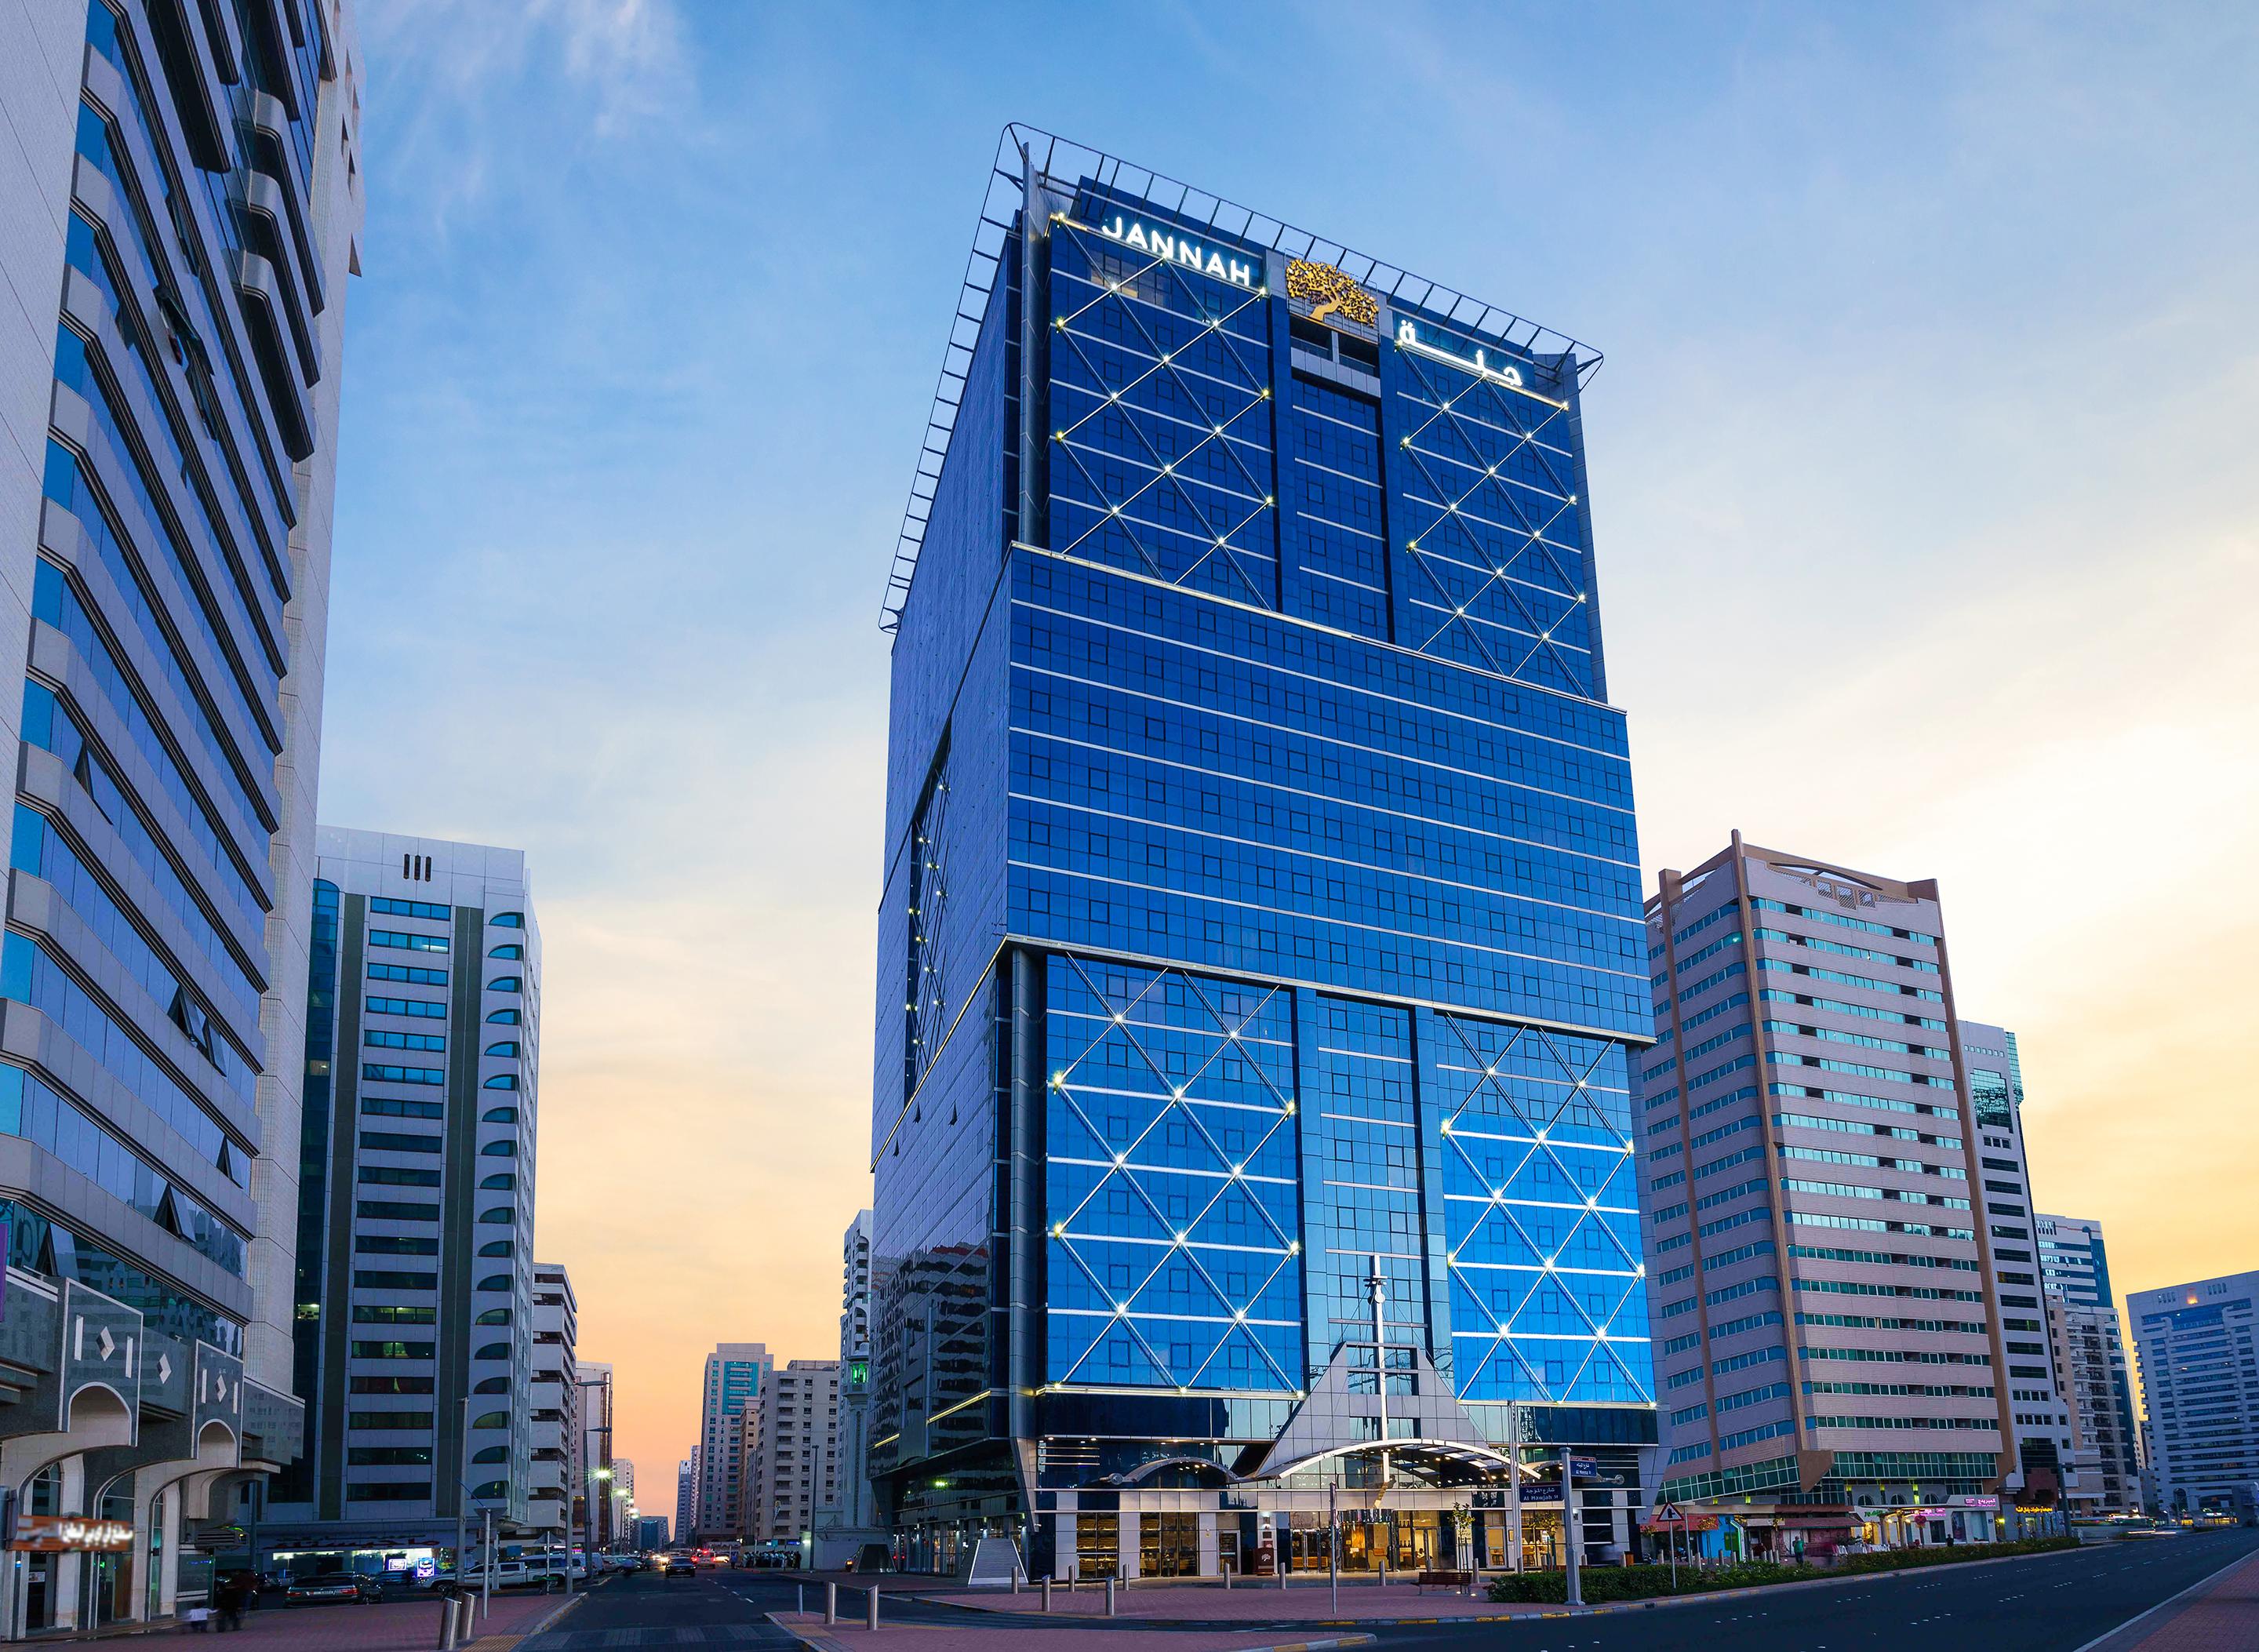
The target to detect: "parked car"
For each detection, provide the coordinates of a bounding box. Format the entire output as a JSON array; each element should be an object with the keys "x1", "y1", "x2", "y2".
[{"x1": 285, "y1": 1573, "x2": 384, "y2": 1606}]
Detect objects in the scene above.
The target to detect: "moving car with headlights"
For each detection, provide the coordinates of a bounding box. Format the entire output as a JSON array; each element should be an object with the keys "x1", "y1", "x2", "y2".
[{"x1": 662, "y1": 1553, "x2": 696, "y2": 1577}]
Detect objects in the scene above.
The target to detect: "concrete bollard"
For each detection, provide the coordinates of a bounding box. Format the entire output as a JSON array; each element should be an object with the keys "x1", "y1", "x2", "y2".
[
  {"x1": 436, "y1": 1596, "x2": 457, "y2": 1650},
  {"x1": 866, "y1": 1585, "x2": 880, "y2": 1631},
  {"x1": 1011, "y1": 1566, "x2": 1020, "y2": 1596},
  {"x1": 1222, "y1": 1562, "x2": 1232, "y2": 1591},
  {"x1": 1105, "y1": 1576, "x2": 1116, "y2": 1617},
  {"x1": 1042, "y1": 1577, "x2": 1052, "y2": 1613},
  {"x1": 824, "y1": 1581, "x2": 838, "y2": 1625},
  {"x1": 1279, "y1": 1556, "x2": 1289, "y2": 1589}
]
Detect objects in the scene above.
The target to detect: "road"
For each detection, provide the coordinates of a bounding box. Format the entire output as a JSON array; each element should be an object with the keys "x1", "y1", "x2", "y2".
[
  {"x1": 517, "y1": 1532, "x2": 2259, "y2": 1651},
  {"x1": 1367, "y1": 1530, "x2": 2259, "y2": 1650}
]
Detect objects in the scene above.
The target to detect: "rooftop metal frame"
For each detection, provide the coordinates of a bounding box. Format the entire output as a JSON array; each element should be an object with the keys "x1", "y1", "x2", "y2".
[{"x1": 880, "y1": 123, "x2": 1606, "y2": 633}]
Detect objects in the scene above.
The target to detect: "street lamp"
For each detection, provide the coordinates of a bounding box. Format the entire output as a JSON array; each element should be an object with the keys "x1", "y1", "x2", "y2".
[{"x1": 567, "y1": 1375, "x2": 613, "y2": 1599}]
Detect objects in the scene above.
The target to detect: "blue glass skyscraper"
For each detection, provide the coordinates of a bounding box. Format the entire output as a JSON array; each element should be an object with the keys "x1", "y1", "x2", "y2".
[{"x1": 870, "y1": 129, "x2": 1655, "y2": 1578}]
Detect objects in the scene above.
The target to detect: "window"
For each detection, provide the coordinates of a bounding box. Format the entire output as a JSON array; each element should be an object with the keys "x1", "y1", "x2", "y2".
[
  {"x1": 351, "y1": 1341, "x2": 435, "y2": 1359},
  {"x1": 367, "y1": 995, "x2": 446, "y2": 1021},
  {"x1": 474, "y1": 1342, "x2": 508, "y2": 1360},
  {"x1": 481, "y1": 1107, "x2": 518, "y2": 1123},
  {"x1": 481, "y1": 1140, "x2": 515, "y2": 1158},
  {"x1": 355, "y1": 1271, "x2": 437, "y2": 1290},
  {"x1": 482, "y1": 1074, "x2": 518, "y2": 1090},
  {"x1": 475, "y1": 1308, "x2": 510, "y2": 1326},
  {"x1": 478, "y1": 1207, "x2": 512, "y2": 1224},
  {"x1": 471, "y1": 1444, "x2": 508, "y2": 1463},
  {"x1": 360, "y1": 1130, "x2": 440, "y2": 1154},
  {"x1": 486, "y1": 977, "x2": 522, "y2": 993},
  {"x1": 470, "y1": 1480, "x2": 508, "y2": 1499},
  {"x1": 489, "y1": 944, "x2": 522, "y2": 959},
  {"x1": 362, "y1": 1097, "x2": 444, "y2": 1119},
  {"x1": 491, "y1": 912, "x2": 523, "y2": 928},
  {"x1": 479, "y1": 1174, "x2": 515, "y2": 1190},
  {"x1": 347, "y1": 1446, "x2": 434, "y2": 1466},
  {"x1": 478, "y1": 1240, "x2": 512, "y2": 1257},
  {"x1": 399, "y1": 853, "x2": 434, "y2": 882},
  {"x1": 486, "y1": 1008, "x2": 519, "y2": 1024},
  {"x1": 359, "y1": 1166, "x2": 441, "y2": 1188},
  {"x1": 473, "y1": 1377, "x2": 509, "y2": 1395},
  {"x1": 372, "y1": 897, "x2": 449, "y2": 921},
  {"x1": 351, "y1": 1375, "x2": 435, "y2": 1394},
  {"x1": 371, "y1": 962, "x2": 447, "y2": 986},
  {"x1": 352, "y1": 1305, "x2": 435, "y2": 1325},
  {"x1": 351, "y1": 1410, "x2": 432, "y2": 1429},
  {"x1": 370, "y1": 930, "x2": 449, "y2": 954},
  {"x1": 358, "y1": 1235, "x2": 439, "y2": 1257},
  {"x1": 366, "y1": 1029, "x2": 445, "y2": 1053},
  {"x1": 483, "y1": 1041, "x2": 520, "y2": 1058},
  {"x1": 470, "y1": 1410, "x2": 508, "y2": 1430},
  {"x1": 363, "y1": 1064, "x2": 443, "y2": 1086},
  {"x1": 357, "y1": 1200, "x2": 438, "y2": 1221}
]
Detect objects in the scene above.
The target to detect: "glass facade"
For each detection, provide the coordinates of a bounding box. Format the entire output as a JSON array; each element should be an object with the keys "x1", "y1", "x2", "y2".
[{"x1": 871, "y1": 131, "x2": 1654, "y2": 1570}]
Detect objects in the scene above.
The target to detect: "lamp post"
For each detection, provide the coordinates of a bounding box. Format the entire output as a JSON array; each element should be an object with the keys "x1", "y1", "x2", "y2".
[{"x1": 566, "y1": 1374, "x2": 614, "y2": 1600}]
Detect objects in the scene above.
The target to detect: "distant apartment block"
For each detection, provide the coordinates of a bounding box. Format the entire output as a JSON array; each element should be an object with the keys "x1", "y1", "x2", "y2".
[
  {"x1": 692, "y1": 1343, "x2": 769, "y2": 1541},
  {"x1": 742, "y1": 1359, "x2": 841, "y2": 1552},
  {"x1": 2040, "y1": 1212, "x2": 2144, "y2": 1483}
]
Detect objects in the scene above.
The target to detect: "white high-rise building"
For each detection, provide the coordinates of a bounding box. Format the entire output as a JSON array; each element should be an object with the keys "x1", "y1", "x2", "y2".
[
  {"x1": 2129, "y1": 1271, "x2": 2259, "y2": 1519},
  {"x1": 0, "y1": 0, "x2": 363, "y2": 1631},
  {"x1": 529, "y1": 1263, "x2": 579, "y2": 1539},
  {"x1": 267, "y1": 831, "x2": 542, "y2": 1550}
]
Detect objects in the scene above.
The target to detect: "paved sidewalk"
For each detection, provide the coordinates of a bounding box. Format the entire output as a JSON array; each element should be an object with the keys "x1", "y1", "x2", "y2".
[
  {"x1": 2085, "y1": 1544, "x2": 2259, "y2": 1652},
  {"x1": 776, "y1": 1614, "x2": 1375, "y2": 1652}
]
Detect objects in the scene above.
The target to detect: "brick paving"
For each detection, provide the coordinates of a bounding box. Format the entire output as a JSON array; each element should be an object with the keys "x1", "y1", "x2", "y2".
[{"x1": 157, "y1": 1589, "x2": 570, "y2": 1649}]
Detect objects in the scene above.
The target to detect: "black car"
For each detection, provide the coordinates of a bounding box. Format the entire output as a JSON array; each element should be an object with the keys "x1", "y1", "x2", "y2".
[
  {"x1": 285, "y1": 1572, "x2": 384, "y2": 1605},
  {"x1": 662, "y1": 1555, "x2": 696, "y2": 1578}
]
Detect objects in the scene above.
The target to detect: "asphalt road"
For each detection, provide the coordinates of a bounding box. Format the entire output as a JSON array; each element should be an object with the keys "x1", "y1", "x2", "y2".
[
  {"x1": 519, "y1": 1570, "x2": 798, "y2": 1647},
  {"x1": 519, "y1": 1533, "x2": 2259, "y2": 1651},
  {"x1": 1367, "y1": 1529, "x2": 2259, "y2": 1650}
]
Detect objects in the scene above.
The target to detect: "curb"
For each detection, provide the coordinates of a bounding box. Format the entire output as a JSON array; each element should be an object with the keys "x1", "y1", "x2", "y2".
[
  {"x1": 467, "y1": 1586, "x2": 588, "y2": 1649},
  {"x1": 769, "y1": 1619, "x2": 1377, "y2": 1651},
  {"x1": 906, "y1": 1541, "x2": 2104, "y2": 1629}
]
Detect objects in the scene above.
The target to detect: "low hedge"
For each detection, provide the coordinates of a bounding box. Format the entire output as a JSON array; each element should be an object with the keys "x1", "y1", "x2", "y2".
[{"x1": 1485, "y1": 1535, "x2": 2079, "y2": 1603}]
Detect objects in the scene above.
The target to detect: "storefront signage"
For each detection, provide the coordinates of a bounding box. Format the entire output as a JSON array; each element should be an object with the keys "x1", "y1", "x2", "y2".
[
  {"x1": 1096, "y1": 215, "x2": 1256, "y2": 288},
  {"x1": 1951, "y1": 1494, "x2": 1999, "y2": 1509},
  {"x1": 9, "y1": 1516, "x2": 134, "y2": 1552}
]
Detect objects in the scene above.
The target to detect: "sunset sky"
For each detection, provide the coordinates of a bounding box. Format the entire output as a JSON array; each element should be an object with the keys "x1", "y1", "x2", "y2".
[{"x1": 318, "y1": 2, "x2": 2259, "y2": 1503}]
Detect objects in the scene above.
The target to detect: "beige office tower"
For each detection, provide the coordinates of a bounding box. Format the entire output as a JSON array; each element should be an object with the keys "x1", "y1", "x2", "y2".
[{"x1": 1639, "y1": 835, "x2": 2032, "y2": 1554}]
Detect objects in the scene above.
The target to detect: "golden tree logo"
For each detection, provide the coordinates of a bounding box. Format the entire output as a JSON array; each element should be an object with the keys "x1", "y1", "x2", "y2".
[{"x1": 1286, "y1": 259, "x2": 1378, "y2": 329}]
